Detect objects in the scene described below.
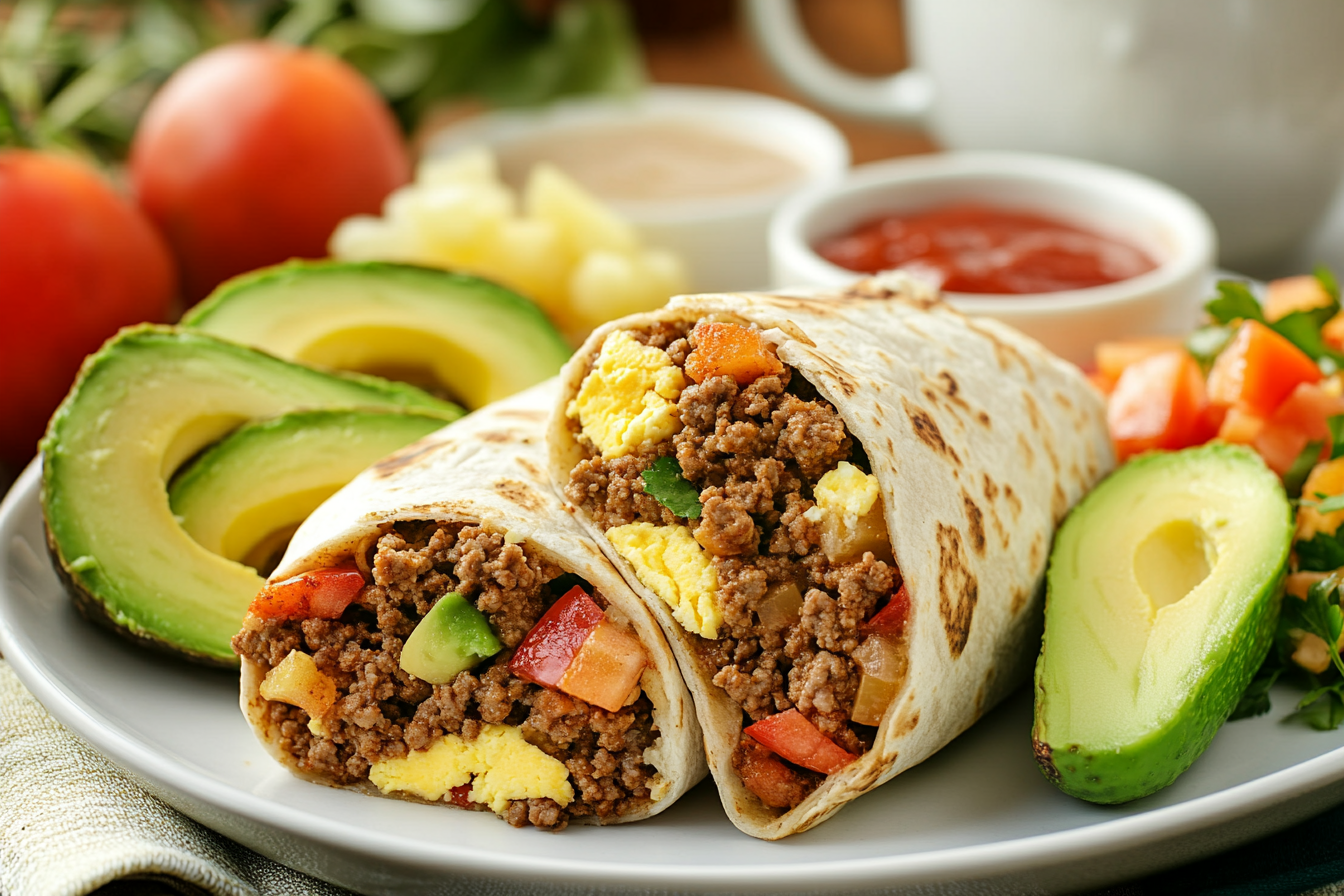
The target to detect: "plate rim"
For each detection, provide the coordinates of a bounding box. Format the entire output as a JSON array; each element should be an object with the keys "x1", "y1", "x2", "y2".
[{"x1": 6, "y1": 458, "x2": 1344, "y2": 892}]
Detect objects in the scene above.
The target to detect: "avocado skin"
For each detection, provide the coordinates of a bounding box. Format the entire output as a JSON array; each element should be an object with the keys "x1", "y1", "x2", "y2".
[
  {"x1": 1031, "y1": 443, "x2": 1292, "y2": 804},
  {"x1": 41, "y1": 325, "x2": 461, "y2": 665}
]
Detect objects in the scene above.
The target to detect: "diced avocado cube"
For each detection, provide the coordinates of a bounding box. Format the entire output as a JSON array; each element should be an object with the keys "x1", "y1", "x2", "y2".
[{"x1": 400, "y1": 593, "x2": 502, "y2": 684}]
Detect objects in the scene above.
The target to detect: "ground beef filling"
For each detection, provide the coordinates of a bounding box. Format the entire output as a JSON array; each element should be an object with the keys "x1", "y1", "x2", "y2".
[
  {"x1": 231, "y1": 521, "x2": 659, "y2": 831},
  {"x1": 565, "y1": 322, "x2": 906, "y2": 810}
]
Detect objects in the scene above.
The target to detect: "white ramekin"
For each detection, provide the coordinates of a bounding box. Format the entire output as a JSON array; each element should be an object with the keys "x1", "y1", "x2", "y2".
[
  {"x1": 769, "y1": 152, "x2": 1217, "y2": 366},
  {"x1": 426, "y1": 85, "x2": 851, "y2": 292}
]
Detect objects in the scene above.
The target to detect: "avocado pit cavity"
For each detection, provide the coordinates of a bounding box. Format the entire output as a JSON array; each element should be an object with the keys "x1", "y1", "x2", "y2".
[{"x1": 1134, "y1": 519, "x2": 1214, "y2": 613}]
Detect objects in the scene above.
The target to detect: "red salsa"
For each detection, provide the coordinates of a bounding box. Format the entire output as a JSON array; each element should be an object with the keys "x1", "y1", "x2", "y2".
[{"x1": 815, "y1": 202, "x2": 1157, "y2": 295}]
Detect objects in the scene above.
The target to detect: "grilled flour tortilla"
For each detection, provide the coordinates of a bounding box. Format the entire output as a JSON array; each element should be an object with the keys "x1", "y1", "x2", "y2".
[
  {"x1": 234, "y1": 382, "x2": 705, "y2": 830},
  {"x1": 549, "y1": 285, "x2": 1113, "y2": 839}
]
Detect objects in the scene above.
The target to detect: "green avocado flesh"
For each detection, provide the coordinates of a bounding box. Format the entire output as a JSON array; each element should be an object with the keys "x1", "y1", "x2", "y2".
[
  {"x1": 400, "y1": 593, "x2": 502, "y2": 684},
  {"x1": 42, "y1": 326, "x2": 460, "y2": 665},
  {"x1": 169, "y1": 409, "x2": 447, "y2": 573},
  {"x1": 1033, "y1": 443, "x2": 1292, "y2": 803},
  {"x1": 182, "y1": 260, "x2": 572, "y2": 409}
]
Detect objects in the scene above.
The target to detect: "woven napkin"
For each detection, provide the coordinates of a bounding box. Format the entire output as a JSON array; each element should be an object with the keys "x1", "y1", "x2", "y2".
[{"x1": 0, "y1": 659, "x2": 352, "y2": 896}]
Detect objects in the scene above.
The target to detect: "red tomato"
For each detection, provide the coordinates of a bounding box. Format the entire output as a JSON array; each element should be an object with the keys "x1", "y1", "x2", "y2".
[
  {"x1": 861, "y1": 584, "x2": 910, "y2": 639},
  {"x1": 1252, "y1": 382, "x2": 1344, "y2": 476},
  {"x1": 509, "y1": 586, "x2": 605, "y2": 688},
  {"x1": 1106, "y1": 350, "x2": 1208, "y2": 461},
  {"x1": 130, "y1": 41, "x2": 409, "y2": 301},
  {"x1": 0, "y1": 150, "x2": 176, "y2": 467},
  {"x1": 1206, "y1": 320, "x2": 1321, "y2": 415},
  {"x1": 248, "y1": 566, "x2": 365, "y2": 620},
  {"x1": 743, "y1": 709, "x2": 857, "y2": 775}
]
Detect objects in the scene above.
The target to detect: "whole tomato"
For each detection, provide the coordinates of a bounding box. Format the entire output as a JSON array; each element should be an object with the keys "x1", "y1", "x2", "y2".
[
  {"x1": 130, "y1": 41, "x2": 410, "y2": 301},
  {"x1": 0, "y1": 150, "x2": 177, "y2": 467}
]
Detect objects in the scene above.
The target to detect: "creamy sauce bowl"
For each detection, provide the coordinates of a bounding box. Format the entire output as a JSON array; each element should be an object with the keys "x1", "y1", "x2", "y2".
[
  {"x1": 770, "y1": 152, "x2": 1217, "y2": 366},
  {"x1": 427, "y1": 85, "x2": 850, "y2": 291}
]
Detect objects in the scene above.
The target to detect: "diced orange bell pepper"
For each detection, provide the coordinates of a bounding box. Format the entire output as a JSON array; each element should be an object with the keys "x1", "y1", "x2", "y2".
[
  {"x1": 1094, "y1": 337, "x2": 1186, "y2": 383},
  {"x1": 1264, "y1": 275, "x2": 1334, "y2": 322},
  {"x1": 1299, "y1": 457, "x2": 1344, "y2": 540},
  {"x1": 1206, "y1": 320, "x2": 1321, "y2": 415},
  {"x1": 1106, "y1": 350, "x2": 1209, "y2": 461},
  {"x1": 685, "y1": 322, "x2": 785, "y2": 385},
  {"x1": 1252, "y1": 381, "x2": 1344, "y2": 476},
  {"x1": 1217, "y1": 405, "x2": 1267, "y2": 444}
]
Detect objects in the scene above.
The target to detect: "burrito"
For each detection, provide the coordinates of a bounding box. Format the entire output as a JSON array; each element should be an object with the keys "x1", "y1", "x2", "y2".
[
  {"x1": 548, "y1": 283, "x2": 1113, "y2": 838},
  {"x1": 232, "y1": 383, "x2": 705, "y2": 830}
]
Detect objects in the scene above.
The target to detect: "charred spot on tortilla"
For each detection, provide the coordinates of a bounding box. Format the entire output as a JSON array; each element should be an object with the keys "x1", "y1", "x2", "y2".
[
  {"x1": 518, "y1": 457, "x2": 546, "y2": 480},
  {"x1": 976, "y1": 410, "x2": 991, "y2": 428},
  {"x1": 1029, "y1": 532, "x2": 1044, "y2": 573},
  {"x1": 960, "y1": 490, "x2": 986, "y2": 556},
  {"x1": 936, "y1": 522, "x2": 978, "y2": 658},
  {"x1": 940, "y1": 370, "x2": 960, "y2": 398},
  {"x1": 773, "y1": 319, "x2": 815, "y2": 347},
  {"x1": 1003, "y1": 484, "x2": 1023, "y2": 520},
  {"x1": 477, "y1": 431, "x2": 515, "y2": 443},
  {"x1": 1010, "y1": 586, "x2": 1030, "y2": 616},
  {"x1": 495, "y1": 408, "x2": 548, "y2": 421},
  {"x1": 1053, "y1": 391, "x2": 1075, "y2": 411},
  {"x1": 1051, "y1": 483, "x2": 1069, "y2": 526},
  {"x1": 1017, "y1": 433, "x2": 1036, "y2": 470},
  {"x1": 982, "y1": 473, "x2": 999, "y2": 503},
  {"x1": 965, "y1": 319, "x2": 1035, "y2": 382},
  {"x1": 370, "y1": 440, "x2": 440, "y2": 478},
  {"x1": 1021, "y1": 390, "x2": 1044, "y2": 433},
  {"x1": 893, "y1": 706, "x2": 920, "y2": 737},
  {"x1": 494, "y1": 478, "x2": 544, "y2": 511},
  {"x1": 904, "y1": 399, "x2": 960, "y2": 465}
]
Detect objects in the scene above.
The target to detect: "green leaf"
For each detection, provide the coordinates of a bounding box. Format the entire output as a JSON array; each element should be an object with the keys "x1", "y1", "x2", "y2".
[
  {"x1": 1314, "y1": 494, "x2": 1344, "y2": 515},
  {"x1": 1318, "y1": 266, "x2": 1341, "y2": 304},
  {"x1": 1298, "y1": 532, "x2": 1344, "y2": 573},
  {"x1": 1205, "y1": 280, "x2": 1265, "y2": 325},
  {"x1": 1230, "y1": 660, "x2": 1283, "y2": 720},
  {"x1": 1297, "y1": 686, "x2": 1344, "y2": 730},
  {"x1": 1270, "y1": 311, "x2": 1344, "y2": 368},
  {"x1": 641, "y1": 456, "x2": 702, "y2": 520},
  {"x1": 1284, "y1": 439, "x2": 1325, "y2": 498},
  {"x1": 1185, "y1": 325, "x2": 1233, "y2": 371}
]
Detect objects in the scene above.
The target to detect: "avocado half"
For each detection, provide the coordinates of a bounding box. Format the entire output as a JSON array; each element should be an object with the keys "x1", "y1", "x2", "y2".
[
  {"x1": 42, "y1": 326, "x2": 461, "y2": 665},
  {"x1": 182, "y1": 261, "x2": 572, "y2": 409},
  {"x1": 169, "y1": 409, "x2": 448, "y2": 574},
  {"x1": 1033, "y1": 443, "x2": 1293, "y2": 803}
]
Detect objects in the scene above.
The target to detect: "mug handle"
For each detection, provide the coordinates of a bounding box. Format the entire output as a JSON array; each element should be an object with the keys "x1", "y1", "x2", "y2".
[{"x1": 743, "y1": 0, "x2": 933, "y2": 125}]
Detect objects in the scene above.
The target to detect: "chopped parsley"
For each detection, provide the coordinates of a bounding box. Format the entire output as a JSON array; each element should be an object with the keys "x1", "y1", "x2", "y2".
[{"x1": 641, "y1": 456, "x2": 702, "y2": 519}]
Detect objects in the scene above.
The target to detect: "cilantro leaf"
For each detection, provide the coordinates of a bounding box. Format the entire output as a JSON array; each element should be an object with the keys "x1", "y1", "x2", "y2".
[
  {"x1": 1296, "y1": 532, "x2": 1344, "y2": 572},
  {"x1": 1205, "y1": 280, "x2": 1265, "y2": 325},
  {"x1": 1185, "y1": 325, "x2": 1233, "y2": 372},
  {"x1": 1295, "y1": 683, "x2": 1344, "y2": 731},
  {"x1": 640, "y1": 457, "x2": 702, "y2": 519},
  {"x1": 1284, "y1": 439, "x2": 1324, "y2": 498},
  {"x1": 1298, "y1": 575, "x2": 1344, "y2": 651},
  {"x1": 1330, "y1": 415, "x2": 1344, "y2": 460},
  {"x1": 1318, "y1": 266, "x2": 1341, "y2": 304},
  {"x1": 1270, "y1": 311, "x2": 1344, "y2": 369},
  {"x1": 1315, "y1": 494, "x2": 1344, "y2": 514},
  {"x1": 1230, "y1": 660, "x2": 1283, "y2": 720}
]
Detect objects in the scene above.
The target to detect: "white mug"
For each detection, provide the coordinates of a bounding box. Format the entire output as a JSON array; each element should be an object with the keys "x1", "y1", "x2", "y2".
[{"x1": 746, "y1": 0, "x2": 1344, "y2": 275}]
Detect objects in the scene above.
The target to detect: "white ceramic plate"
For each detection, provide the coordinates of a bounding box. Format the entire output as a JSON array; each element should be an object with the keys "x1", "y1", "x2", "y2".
[{"x1": 5, "y1": 461, "x2": 1344, "y2": 896}]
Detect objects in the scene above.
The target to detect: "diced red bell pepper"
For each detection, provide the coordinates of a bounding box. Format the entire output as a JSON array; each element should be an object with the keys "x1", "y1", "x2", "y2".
[
  {"x1": 449, "y1": 783, "x2": 474, "y2": 808},
  {"x1": 558, "y1": 617, "x2": 647, "y2": 712},
  {"x1": 1106, "y1": 350, "x2": 1209, "y2": 461},
  {"x1": 1252, "y1": 382, "x2": 1344, "y2": 476},
  {"x1": 743, "y1": 709, "x2": 858, "y2": 775},
  {"x1": 684, "y1": 322, "x2": 785, "y2": 385},
  {"x1": 1206, "y1": 320, "x2": 1321, "y2": 415},
  {"x1": 509, "y1": 586, "x2": 604, "y2": 688},
  {"x1": 248, "y1": 566, "x2": 365, "y2": 620},
  {"x1": 862, "y1": 584, "x2": 910, "y2": 639}
]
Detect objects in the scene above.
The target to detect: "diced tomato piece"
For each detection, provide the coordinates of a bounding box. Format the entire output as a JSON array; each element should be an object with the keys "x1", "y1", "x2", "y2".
[
  {"x1": 684, "y1": 322, "x2": 785, "y2": 385},
  {"x1": 449, "y1": 783, "x2": 474, "y2": 808},
  {"x1": 1323, "y1": 313, "x2": 1344, "y2": 352},
  {"x1": 744, "y1": 709, "x2": 857, "y2": 775},
  {"x1": 735, "y1": 737, "x2": 812, "y2": 808},
  {"x1": 862, "y1": 584, "x2": 910, "y2": 639},
  {"x1": 1206, "y1": 320, "x2": 1321, "y2": 415},
  {"x1": 558, "y1": 618, "x2": 647, "y2": 712},
  {"x1": 1106, "y1": 350, "x2": 1208, "y2": 461},
  {"x1": 1252, "y1": 382, "x2": 1344, "y2": 476},
  {"x1": 1094, "y1": 337, "x2": 1185, "y2": 383},
  {"x1": 1087, "y1": 370, "x2": 1116, "y2": 396},
  {"x1": 1217, "y1": 405, "x2": 1264, "y2": 444},
  {"x1": 248, "y1": 566, "x2": 365, "y2": 620},
  {"x1": 1264, "y1": 275, "x2": 1333, "y2": 322},
  {"x1": 509, "y1": 586, "x2": 605, "y2": 689}
]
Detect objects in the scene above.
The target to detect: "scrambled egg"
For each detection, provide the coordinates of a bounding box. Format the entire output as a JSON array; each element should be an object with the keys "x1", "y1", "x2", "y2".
[
  {"x1": 368, "y1": 724, "x2": 573, "y2": 815},
  {"x1": 607, "y1": 522, "x2": 721, "y2": 638},
  {"x1": 567, "y1": 330, "x2": 685, "y2": 458},
  {"x1": 805, "y1": 461, "x2": 879, "y2": 524}
]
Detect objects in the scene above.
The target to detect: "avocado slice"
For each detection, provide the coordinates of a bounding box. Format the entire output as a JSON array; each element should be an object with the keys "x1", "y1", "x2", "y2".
[
  {"x1": 400, "y1": 593, "x2": 503, "y2": 684},
  {"x1": 42, "y1": 326, "x2": 461, "y2": 665},
  {"x1": 169, "y1": 409, "x2": 448, "y2": 574},
  {"x1": 1033, "y1": 443, "x2": 1293, "y2": 803},
  {"x1": 182, "y1": 260, "x2": 572, "y2": 409}
]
